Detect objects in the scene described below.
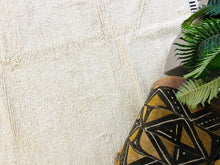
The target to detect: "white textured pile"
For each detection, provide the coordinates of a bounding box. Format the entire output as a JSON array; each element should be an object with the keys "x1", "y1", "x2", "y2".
[{"x1": 0, "y1": 0, "x2": 190, "y2": 164}]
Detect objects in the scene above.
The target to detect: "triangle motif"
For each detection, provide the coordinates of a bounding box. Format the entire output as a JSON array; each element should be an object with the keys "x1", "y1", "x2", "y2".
[
  {"x1": 140, "y1": 131, "x2": 161, "y2": 160},
  {"x1": 180, "y1": 127, "x2": 195, "y2": 149},
  {"x1": 127, "y1": 144, "x2": 145, "y2": 164},
  {"x1": 194, "y1": 126, "x2": 211, "y2": 156},
  {"x1": 146, "y1": 108, "x2": 172, "y2": 123},
  {"x1": 147, "y1": 94, "x2": 167, "y2": 108},
  {"x1": 159, "y1": 135, "x2": 175, "y2": 158}
]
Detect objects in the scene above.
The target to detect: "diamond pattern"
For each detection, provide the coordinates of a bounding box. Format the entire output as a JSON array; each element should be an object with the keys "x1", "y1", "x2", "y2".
[{"x1": 117, "y1": 87, "x2": 220, "y2": 165}]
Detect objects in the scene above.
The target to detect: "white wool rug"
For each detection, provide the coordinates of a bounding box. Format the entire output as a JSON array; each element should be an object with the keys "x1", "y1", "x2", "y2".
[{"x1": 0, "y1": 0, "x2": 191, "y2": 164}]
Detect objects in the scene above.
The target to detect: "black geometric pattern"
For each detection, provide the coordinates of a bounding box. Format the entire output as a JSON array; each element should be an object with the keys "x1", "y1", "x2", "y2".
[{"x1": 117, "y1": 87, "x2": 220, "y2": 165}]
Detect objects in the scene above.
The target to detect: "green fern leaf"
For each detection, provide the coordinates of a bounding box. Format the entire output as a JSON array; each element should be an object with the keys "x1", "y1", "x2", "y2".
[
  {"x1": 207, "y1": 0, "x2": 220, "y2": 16},
  {"x1": 182, "y1": 0, "x2": 220, "y2": 28},
  {"x1": 184, "y1": 47, "x2": 220, "y2": 78},
  {"x1": 176, "y1": 77, "x2": 220, "y2": 109},
  {"x1": 208, "y1": 0, "x2": 220, "y2": 6},
  {"x1": 175, "y1": 18, "x2": 220, "y2": 70},
  {"x1": 182, "y1": 7, "x2": 210, "y2": 28},
  {"x1": 208, "y1": 51, "x2": 220, "y2": 70}
]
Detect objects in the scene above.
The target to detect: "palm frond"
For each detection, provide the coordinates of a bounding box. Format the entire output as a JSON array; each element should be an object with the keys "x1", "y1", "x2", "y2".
[
  {"x1": 182, "y1": 7, "x2": 210, "y2": 28},
  {"x1": 175, "y1": 18, "x2": 220, "y2": 70},
  {"x1": 176, "y1": 77, "x2": 220, "y2": 109},
  {"x1": 182, "y1": 0, "x2": 220, "y2": 29},
  {"x1": 206, "y1": 0, "x2": 220, "y2": 16},
  {"x1": 208, "y1": 0, "x2": 220, "y2": 6},
  {"x1": 184, "y1": 47, "x2": 220, "y2": 78},
  {"x1": 208, "y1": 51, "x2": 220, "y2": 70}
]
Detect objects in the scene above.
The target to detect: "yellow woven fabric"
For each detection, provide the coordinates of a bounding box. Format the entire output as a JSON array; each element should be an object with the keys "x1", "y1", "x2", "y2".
[{"x1": 117, "y1": 87, "x2": 220, "y2": 165}]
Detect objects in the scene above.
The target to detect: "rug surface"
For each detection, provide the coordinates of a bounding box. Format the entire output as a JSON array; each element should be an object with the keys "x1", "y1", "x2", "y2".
[{"x1": 0, "y1": 0, "x2": 191, "y2": 164}]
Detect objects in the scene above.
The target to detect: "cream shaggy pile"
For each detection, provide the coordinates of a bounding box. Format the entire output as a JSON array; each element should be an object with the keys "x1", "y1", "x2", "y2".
[{"x1": 0, "y1": 0, "x2": 191, "y2": 164}]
